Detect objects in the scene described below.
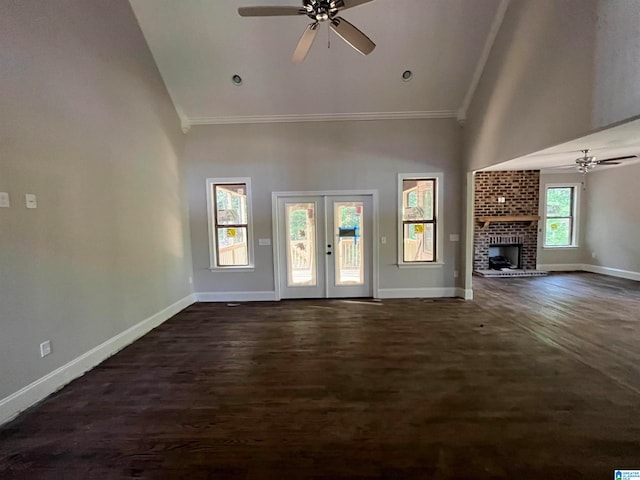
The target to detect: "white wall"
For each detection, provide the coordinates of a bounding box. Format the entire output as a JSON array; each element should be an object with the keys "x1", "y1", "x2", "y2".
[
  {"x1": 0, "y1": 0, "x2": 193, "y2": 408},
  {"x1": 184, "y1": 120, "x2": 463, "y2": 297},
  {"x1": 583, "y1": 163, "x2": 640, "y2": 275}
]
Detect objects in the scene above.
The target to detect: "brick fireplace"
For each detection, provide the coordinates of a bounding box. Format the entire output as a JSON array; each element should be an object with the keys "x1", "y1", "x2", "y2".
[{"x1": 473, "y1": 171, "x2": 540, "y2": 272}]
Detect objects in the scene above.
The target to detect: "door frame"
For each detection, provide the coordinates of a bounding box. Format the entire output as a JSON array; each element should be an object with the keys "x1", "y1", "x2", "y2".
[{"x1": 272, "y1": 190, "x2": 380, "y2": 301}]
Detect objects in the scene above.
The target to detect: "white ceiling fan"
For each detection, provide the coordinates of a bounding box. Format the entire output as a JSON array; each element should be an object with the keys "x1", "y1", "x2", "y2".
[{"x1": 238, "y1": 0, "x2": 376, "y2": 63}]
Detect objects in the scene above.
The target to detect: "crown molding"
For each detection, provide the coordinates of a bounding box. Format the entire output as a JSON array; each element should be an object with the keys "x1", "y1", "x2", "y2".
[
  {"x1": 187, "y1": 110, "x2": 458, "y2": 126},
  {"x1": 179, "y1": 109, "x2": 191, "y2": 134},
  {"x1": 457, "y1": 0, "x2": 511, "y2": 122}
]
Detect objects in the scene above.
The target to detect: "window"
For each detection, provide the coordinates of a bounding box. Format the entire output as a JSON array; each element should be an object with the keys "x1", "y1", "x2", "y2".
[
  {"x1": 398, "y1": 173, "x2": 442, "y2": 265},
  {"x1": 544, "y1": 184, "x2": 579, "y2": 247},
  {"x1": 206, "y1": 178, "x2": 254, "y2": 269}
]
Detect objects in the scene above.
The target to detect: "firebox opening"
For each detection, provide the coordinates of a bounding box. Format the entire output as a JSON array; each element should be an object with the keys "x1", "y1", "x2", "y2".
[{"x1": 488, "y1": 244, "x2": 522, "y2": 270}]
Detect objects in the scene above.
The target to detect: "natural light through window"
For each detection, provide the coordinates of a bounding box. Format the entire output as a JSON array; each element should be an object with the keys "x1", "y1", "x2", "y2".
[
  {"x1": 207, "y1": 178, "x2": 254, "y2": 269},
  {"x1": 398, "y1": 174, "x2": 441, "y2": 264},
  {"x1": 544, "y1": 184, "x2": 579, "y2": 247}
]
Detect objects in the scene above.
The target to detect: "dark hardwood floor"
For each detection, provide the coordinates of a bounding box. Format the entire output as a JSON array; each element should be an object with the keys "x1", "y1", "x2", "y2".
[{"x1": 1, "y1": 273, "x2": 639, "y2": 479}]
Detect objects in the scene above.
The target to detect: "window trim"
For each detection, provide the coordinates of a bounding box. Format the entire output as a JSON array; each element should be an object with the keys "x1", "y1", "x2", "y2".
[
  {"x1": 206, "y1": 177, "x2": 255, "y2": 271},
  {"x1": 543, "y1": 182, "x2": 580, "y2": 249},
  {"x1": 397, "y1": 173, "x2": 444, "y2": 267}
]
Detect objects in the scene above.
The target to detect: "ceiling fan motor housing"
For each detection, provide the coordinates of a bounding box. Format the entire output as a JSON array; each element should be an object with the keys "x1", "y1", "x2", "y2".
[{"x1": 304, "y1": 0, "x2": 338, "y2": 21}]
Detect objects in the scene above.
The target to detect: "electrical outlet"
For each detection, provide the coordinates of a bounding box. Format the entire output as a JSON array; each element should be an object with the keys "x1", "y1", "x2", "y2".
[
  {"x1": 381, "y1": 236, "x2": 387, "y2": 244},
  {"x1": 592, "y1": 251, "x2": 597, "y2": 259},
  {"x1": 0, "y1": 192, "x2": 9, "y2": 208},
  {"x1": 497, "y1": 197, "x2": 506, "y2": 203},
  {"x1": 188, "y1": 276, "x2": 193, "y2": 285},
  {"x1": 454, "y1": 270, "x2": 459, "y2": 278},
  {"x1": 40, "y1": 340, "x2": 51, "y2": 358}
]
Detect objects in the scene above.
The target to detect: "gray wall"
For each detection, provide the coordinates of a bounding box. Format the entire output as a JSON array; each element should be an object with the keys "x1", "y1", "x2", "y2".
[
  {"x1": 184, "y1": 120, "x2": 463, "y2": 295},
  {"x1": 583, "y1": 163, "x2": 640, "y2": 273},
  {"x1": 461, "y1": 0, "x2": 640, "y2": 281},
  {"x1": 0, "y1": 0, "x2": 193, "y2": 400},
  {"x1": 537, "y1": 173, "x2": 587, "y2": 267},
  {"x1": 593, "y1": 0, "x2": 640, "y2": 129},
  {"x1": 464, "y1": 0, "x2": 598, "y2": 171}
]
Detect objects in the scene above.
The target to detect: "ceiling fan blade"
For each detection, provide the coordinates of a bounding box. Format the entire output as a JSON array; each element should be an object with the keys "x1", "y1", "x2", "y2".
[
  {"x1": 292, "y1": 22, "x2": 320, "y2": 63},
  {"x1": 238, "y1": 6, "x2": 306, "y2": 17},
  {"x1": 548, "y1": 164, "x2": 578, "y2": 169},
  {"x1": 330, "y1": 17, "x2": 375, "y2": 55},
  {"x1": 597, "y1": 155, "x2": 637, "y2": 164},
  {"x1": 334, "y1": 0, "x2": 375, "y2": 11}
]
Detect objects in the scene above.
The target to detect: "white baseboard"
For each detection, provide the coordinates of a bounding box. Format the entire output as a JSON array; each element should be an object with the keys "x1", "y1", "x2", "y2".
[
  {"x1": 537, "y1": 263, "x2": 583, "y2": 272},
  {"x1": 378, "y1": 287, "x2": 459, "y2": 299},
  {"x1": 0, "y1": 293, "x2": 196, "y2": 427},
  {"x1": 582, "y1": 264, "x2": 640, "y2": 282},
  {"x1": 457, "y1": 288, "x2": 474, "y2": 300},
  {"x1": 537, "y1": 263, "x2": 640, "y2": 281},
  {"x1": 196, "y1": 291, "x2": 277, "y2": 302}
]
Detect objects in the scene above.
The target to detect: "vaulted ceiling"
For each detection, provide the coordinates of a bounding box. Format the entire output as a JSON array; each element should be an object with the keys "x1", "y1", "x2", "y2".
[{"x1": 130, "y1": 0, "x2": 504, "y2": 129}]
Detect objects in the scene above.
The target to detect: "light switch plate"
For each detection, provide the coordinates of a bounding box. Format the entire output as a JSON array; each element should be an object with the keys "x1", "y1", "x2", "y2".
[
  {"x1": 381, "y1": 236, "x2": 387, "y2": 244},
  {"x1": 25, "y1": 194, "x2": 37, "y2": 209},
  {"x1": 449, "y1": 234, "x2": 460, "y2": 242},
  {"x1": 258, "y1": 238, "x2": 271, "y2": 246},
  {"x1": 40, "y1": 340, "x2": 51, "y2": 358},
  {"x1": 0, "y1": 192, "x2": 9, "y2": 208}
]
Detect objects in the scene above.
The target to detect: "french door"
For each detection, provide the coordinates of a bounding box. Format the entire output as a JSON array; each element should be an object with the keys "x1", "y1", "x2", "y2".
[{"x1": 276, "y1": 194, "x2": 373, "y2": 299}]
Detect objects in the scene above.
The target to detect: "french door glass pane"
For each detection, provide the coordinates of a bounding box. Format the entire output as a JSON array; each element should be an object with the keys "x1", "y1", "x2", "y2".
[
  {"x1": 216, "y1": 227, "x2": 248, "y2": 266},
  {"x1": 545, "y1": 218, "x2": 571, "y2": 246},
  {"x1": 285, "y1": 203, "x2": 317, "y2": 287},
  {"x1": 403, "y1": 223, "x2": 434, "y2": 262},
  {"x1": 334, "y1": 202, "x2": 364, "y2": 286}
]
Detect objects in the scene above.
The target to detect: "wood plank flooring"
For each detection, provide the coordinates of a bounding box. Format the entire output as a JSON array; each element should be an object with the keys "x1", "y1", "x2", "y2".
[{"x1": 1, "y1": 272, "x2": 639, "y2": 479}]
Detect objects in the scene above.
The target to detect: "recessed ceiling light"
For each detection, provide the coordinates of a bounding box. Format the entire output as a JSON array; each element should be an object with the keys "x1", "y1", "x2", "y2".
[
  {"x1": 402, "y1": 70, "x2": 413, "y2": 82},
  {"x1": 231, "y1": 74, "x2": 243, "y2": 86}
]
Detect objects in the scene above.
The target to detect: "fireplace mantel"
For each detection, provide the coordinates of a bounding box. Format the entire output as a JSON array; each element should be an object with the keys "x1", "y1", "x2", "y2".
[{"x1": 476, "y1": 215, "x2": 540, "y2": 229}]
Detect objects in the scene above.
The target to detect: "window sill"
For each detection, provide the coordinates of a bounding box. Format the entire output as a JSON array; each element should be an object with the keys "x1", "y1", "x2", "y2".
[
  {"x1": 397, "y1": 262, "x2": 444, "y2": 269},
  {"x1": 542, "y1": 245, "x2": 579, "y2": 250},
  {"x1": 209, "y1": 266, "x2": 255, "y2": 273}
]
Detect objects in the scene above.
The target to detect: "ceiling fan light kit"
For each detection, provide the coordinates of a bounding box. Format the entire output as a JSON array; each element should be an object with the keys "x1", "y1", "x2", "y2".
[{"x1": 238, "y1": 0, "x2": 376, "y2": 63}]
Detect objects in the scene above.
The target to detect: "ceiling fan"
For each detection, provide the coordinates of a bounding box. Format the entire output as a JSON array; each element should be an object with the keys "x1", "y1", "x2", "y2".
[
  {"x1": 238, "y1": 0, "x2": 376, "y2": 63},
  {"x1": 566, "y1": 149, "x2": 637, "y2": 174}
]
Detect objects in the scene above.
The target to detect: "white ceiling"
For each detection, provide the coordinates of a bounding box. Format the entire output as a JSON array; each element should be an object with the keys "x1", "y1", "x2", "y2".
[
  {"x1": 483, "y1": 118, "x2": 640, "y2": 173},
  {"x1": 129, "y1": 0, "x2": 504, "y2": 128}
]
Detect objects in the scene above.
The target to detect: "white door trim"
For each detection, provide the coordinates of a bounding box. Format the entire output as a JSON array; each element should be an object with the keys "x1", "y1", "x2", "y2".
[{"x1": 272, "y1": 190, "x2": 379, "y2": 300}]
